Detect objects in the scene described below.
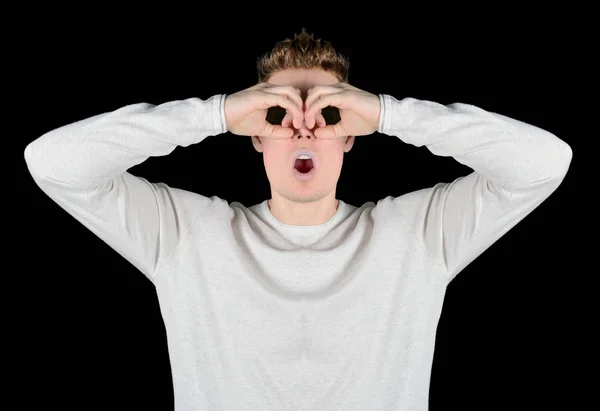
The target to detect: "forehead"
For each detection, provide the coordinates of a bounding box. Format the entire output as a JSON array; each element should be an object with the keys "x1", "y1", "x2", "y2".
[{"x1": 267, "y1": 69, "x2": 339, "y2": 97}]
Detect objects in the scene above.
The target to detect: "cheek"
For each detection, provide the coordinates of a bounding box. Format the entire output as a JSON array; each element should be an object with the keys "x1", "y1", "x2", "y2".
[
  {"x1": 262, "y1": 141, "x2": 295, "y2": 173},
  {"x1": 312, "y1": 151, "x2": 344, "y2": 180},
  {"x1": 325, "y1": 153, "x2": 345, "y2": 175},
  {"x1": 263, "y1": 149, "x2": 288, "y2": 176}
]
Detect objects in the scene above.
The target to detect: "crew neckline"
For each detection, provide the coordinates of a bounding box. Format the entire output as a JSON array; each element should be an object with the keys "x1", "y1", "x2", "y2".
[{"x1": 261, "y1": 199, "x2": 346, "y2": 229}]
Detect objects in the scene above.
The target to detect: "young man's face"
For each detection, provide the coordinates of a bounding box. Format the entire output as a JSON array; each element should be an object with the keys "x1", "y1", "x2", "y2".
[{"x1": 251, "y1": 68, "x2": 355, "y2": 205}]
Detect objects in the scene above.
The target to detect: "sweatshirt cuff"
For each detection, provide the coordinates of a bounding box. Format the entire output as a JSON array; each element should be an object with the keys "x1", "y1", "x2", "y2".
[
  {"x1": 207, "y1": 94, "x2": 228, "y2": 135},
  {"x1": 378, "y1": 94, "x2": 411, "y2": 142},
  {"x1": 204, "y1": 94, "x2": 227, "y2": 135},
  {"x1": 377, "y1": 94, "x2": 387, "y2": 134}
]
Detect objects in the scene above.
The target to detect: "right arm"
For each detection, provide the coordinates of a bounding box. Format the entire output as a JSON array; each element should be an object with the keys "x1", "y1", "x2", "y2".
[
  {"x1": 24, "y1": 95, "x2": 227, "y2": 282},
  {"x1": 24, "y1": 84, "x2": 304, "y2": 283}
]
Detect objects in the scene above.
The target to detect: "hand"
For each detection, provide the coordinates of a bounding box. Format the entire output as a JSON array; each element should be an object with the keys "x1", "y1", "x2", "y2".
[
  {"x1": 224, "y1": 83, "x2": 304, "y2": 138},
  {"x1": 304, "y1": 83, "x2": 381, "y2": 139}
]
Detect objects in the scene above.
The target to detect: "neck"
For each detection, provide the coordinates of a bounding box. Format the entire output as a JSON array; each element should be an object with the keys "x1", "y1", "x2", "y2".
[{"x1": 268, "y1": 197, "x2": 340, "y2": 226}]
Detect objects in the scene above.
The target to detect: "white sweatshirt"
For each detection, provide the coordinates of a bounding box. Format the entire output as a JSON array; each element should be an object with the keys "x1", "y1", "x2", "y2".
[{"x1": 24, "y1": 93, "x2": 572, "y2": 410}]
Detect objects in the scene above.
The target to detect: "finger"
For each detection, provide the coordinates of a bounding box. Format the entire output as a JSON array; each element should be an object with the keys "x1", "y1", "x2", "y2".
[
  {"x1": 305, "y1": 93, "x2": 347, "y2": 129},
  {"x1": 264, "y1": 85, "x2": 303, "y2": 111},
  {"x1": 270, "y1": 125, "x2": 294, "y2": 139},
  {"x1": 313, "y1": 125, "x2": 337, "y2": 139},
  {"x1": 263, "y1": 85, "x2": 303, "y2": 128},
  {"x1": 315, "y1": 113, "x2": 326, "y2": 128},
  {"x1": 305, "y1": 85, "x2": 343, "y2": 128},
  {"x1": 261, "y1": 93, "x2": 304, "y2": 128},
  {"x1": 281, "y1": 112, "x2": 293, "y2": 128},
  {"x1": 316, "y1": 121, "x2": 348, "y2": 140},
  {"x1": 305, "y1": 85, "x2": 344, "y2": 110}
]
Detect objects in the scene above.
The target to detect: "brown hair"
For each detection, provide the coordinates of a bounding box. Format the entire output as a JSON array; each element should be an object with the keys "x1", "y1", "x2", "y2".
[{"x1": 257, "y1": 28, "x2": 350, "y2": 83}]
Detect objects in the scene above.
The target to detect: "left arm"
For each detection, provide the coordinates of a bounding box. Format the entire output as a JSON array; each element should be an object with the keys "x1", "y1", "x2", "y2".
[
  {"x1": 304, "y1": 85, "x2": 573, "y2": 282},
  {"x1": 379, "y1": 95, "x2": 573, "y2": 281}
]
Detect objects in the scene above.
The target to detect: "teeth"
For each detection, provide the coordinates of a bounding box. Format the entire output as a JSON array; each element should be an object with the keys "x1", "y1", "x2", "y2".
[{"x1": 297, "y1": 155, "x2": 312, "y2": 159}]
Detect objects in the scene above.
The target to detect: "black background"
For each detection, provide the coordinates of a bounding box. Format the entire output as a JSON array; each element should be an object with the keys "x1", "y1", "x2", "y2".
[{"x1": 19, "y1": 12, "x2": 587, "y2": 411}]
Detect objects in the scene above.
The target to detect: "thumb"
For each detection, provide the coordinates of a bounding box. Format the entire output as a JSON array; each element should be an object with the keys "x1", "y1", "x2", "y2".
[
  {"x1": 314, "y1": 125, "x2": 338, "y2": 139},
  {"x1": 270, "y1": 125, "x2": 294, "y2": 139}
]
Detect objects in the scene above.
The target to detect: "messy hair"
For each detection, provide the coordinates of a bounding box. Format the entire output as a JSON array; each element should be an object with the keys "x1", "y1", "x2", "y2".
[{"x1": 257, "y1": 28, "x2": 350, "y2": 83}]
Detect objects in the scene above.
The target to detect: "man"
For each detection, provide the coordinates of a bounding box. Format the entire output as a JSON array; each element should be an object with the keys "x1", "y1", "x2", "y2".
[{"x1": 24, "y1": 29, "x2": 572, "y2": 410}]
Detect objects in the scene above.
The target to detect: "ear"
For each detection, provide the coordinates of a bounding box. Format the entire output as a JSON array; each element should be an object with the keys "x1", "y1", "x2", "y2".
[
  {"x1": 343, "y1": 136, "x2": 355, "y2": 153},
  {"x1": 251, "y1": 135, "x2": 264, "y2": 153}
]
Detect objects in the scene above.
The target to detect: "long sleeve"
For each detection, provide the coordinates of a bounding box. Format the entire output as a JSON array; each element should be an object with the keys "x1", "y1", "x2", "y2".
[
  {"x1": 24, "y1": 94, "x2": 228, "y2": 282},
  {"x1": 378, "y1": 94, "x2": 573, "y2": 282}
]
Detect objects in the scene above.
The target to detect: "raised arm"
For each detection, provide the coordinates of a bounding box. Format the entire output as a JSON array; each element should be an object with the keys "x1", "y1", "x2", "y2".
[
  {"x1": 378, "y1": 95, "x2": 573, "y2": 282},
  {"x1": 24, "y1": 83, "x2": 305, "y2": 283},
  {"x1": 24, "y1": 95, "x2": 227, "y2": 282}
]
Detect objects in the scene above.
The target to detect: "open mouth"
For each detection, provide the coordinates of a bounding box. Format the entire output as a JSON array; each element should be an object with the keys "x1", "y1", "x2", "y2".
[{"x1": 294, "y1": 158, "x2": 314, "y2": 174}]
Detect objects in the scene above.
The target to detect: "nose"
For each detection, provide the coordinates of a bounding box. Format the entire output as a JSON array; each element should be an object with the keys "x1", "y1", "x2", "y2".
[{"x1": 292, "y1": 120, "x2": 317, "y2": 139}]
